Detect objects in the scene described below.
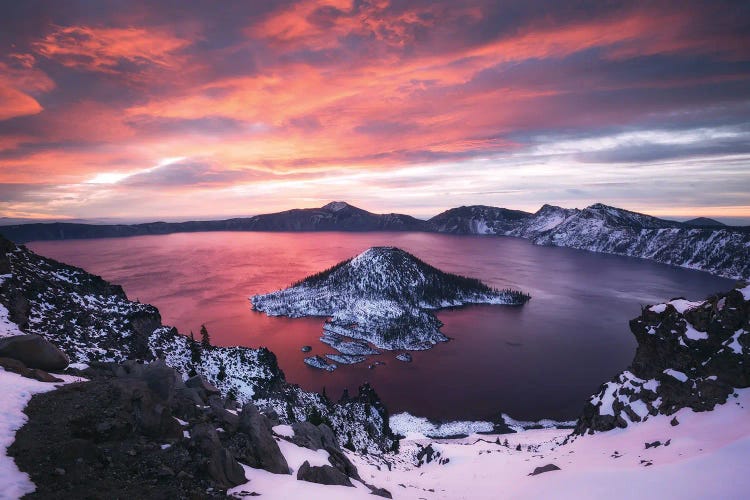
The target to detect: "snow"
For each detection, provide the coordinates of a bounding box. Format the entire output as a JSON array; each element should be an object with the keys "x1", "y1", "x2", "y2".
[
  {"x1": 739, "y1": 284, "x2": 750, "y2": 300},
  {"x1": 663, "y1": 369, "x2": 689, "y2": 382},
  {"x1": 669, "y1": 299, "x2": 702, "y2": 314},
  {"x1": 683, "y1": 322, "x2": 709, "y2": 341},
  {"x1": 0, "y1": 302, "x2": 23, "y2": 339},
  {"x1": 342, "y1": 388, "x2": 750, "y2": 499},
  {"x1": 725, "y1": 330, "x2": 744, "y2": 354},
  {"x1": 229, "y1": 463, "x2": 372, "y2": 499},
  {"x1": 650, "y1": 299, "x2": 703, "y2": 315},
  {"x1": 390, "y1": 412, "x2": 493, "y2": 438},
  {"x1": 229, "y1": 438, "x2": 374, "y2": 499},
  {"x1": 273, "y1": 424, "x2": 295, "y2": 438},
  {"x1": 67, "y1": 363, "x2": 89, "y2": 370},
  {"x1": 0, "y1": 368, "x2": 80, "y2": 500},
  {"x1": 501, "y1": 415, "x2": 577, "y2": 433},
  {"x1": 277, "y1": 439, "x2": 330, "y2": 470}
]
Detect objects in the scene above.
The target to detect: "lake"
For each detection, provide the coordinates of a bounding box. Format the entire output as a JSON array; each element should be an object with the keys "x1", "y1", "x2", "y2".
[{"x1": 28, "y1": 231, "x2": 734, "y2": 422}]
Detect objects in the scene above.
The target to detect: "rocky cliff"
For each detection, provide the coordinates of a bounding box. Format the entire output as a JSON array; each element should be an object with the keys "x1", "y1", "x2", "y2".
[{"x1": 575, "y1": 284, "x2": 749, "y2": 434}]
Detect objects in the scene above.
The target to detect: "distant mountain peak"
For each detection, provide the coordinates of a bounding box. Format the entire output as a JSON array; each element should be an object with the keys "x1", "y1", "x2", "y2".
[
  {"x1": 322, "y1": 201, "x2": 353, "y2": 212},
  {"x1": 684, "y1": 217, "x2": 725, "y2": 227}
]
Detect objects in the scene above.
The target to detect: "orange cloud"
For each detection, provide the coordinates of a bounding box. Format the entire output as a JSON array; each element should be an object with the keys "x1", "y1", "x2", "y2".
[
  {"x1": 33, "y1": 25, "x2": 192, "y2": 76},
  {"x1": 0, "y1": 84, "x2": 43, "y2": 121}
]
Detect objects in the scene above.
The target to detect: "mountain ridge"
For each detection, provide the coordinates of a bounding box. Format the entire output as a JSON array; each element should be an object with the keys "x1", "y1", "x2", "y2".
[{"x1": 2, "y1": 201, "x2": 748, "y2": 279}]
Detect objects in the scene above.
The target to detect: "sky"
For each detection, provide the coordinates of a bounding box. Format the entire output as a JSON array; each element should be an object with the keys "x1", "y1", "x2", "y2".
[{"x1": 0, "y1": 0, "x2": 749, "y2": 223}]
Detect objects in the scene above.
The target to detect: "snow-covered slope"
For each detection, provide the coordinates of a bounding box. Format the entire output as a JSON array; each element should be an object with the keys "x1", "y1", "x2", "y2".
[
  {"x1": 428, "y1": 205, "x2": 532, "y2": 235},
  {"x1": 531, "y1": 204, "x2": 750, "y2": 280},
  {"x1": 336, "y1": 387, "x2": 750, "y2": 500},
  {"x1": 251, "y1": 247, "x2": 530, "y2": 356},
  {"x1": 429, "y1": 202, "x2": 750, "y2": 279},
  {"x1": 0, "y1": 235, "x2": 396, "y2": 454}
]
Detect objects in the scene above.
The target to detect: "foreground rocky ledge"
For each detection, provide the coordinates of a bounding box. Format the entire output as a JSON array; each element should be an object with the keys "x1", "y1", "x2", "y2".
[{"x1": 7, "y1": 359, "x2": 390, "y2": 498}]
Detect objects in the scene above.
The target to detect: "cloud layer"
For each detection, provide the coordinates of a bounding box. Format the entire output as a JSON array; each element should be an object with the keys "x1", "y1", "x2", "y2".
[{"x1": 0, "y1": 0, "x2": 749, "y2": 221}]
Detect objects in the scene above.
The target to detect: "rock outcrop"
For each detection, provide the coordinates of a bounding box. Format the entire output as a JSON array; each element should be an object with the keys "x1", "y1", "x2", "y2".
[
  {"x1": 0, "y1": 334, "x2": 69, "y2": 370},
  {"x1": 575, "y1": 284, "x2": 749, "y2": 434}
]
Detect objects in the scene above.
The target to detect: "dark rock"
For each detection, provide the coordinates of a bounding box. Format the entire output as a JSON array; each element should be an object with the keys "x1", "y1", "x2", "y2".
[
  {"x1": 261, "y1": 407, "x2": 280, "y2": 426},
  {"x1": 529, "y1": 464, "x2": 561, "y2": 476},
  {"x1": 416, "y1": 444, "x2": 438, "y2": 466},
  {"x1": 207, "y1": 448, "x2": 247, "y2": 489},
  {"x1": 209, "y1": 396, "x2": 240, "y2": 431},
  {"x1": 111, "y1": 374, "x2": 183, "y2": 440},
  {"x1": 8, "y1": 372, "x2": 229, "y2": 499},
  {"x1": 395, "y1": 353, "x2": 412, "y2": 363},
  {"x1": 0, "y1": 356, "x2": 28, "y2": 374},
  {"x1": 27, "y1": 368, "x2": 64, "y2": 383},
  {"x1": 671, "y1": 417, "x2": 679, "y2": 426},
  {"x1": 290, "y1": 422, "x2": 360, "y2": 480},
  {"x1": 190, "y1": 424, "x2": 247, "y2": 489},
  {"x1": 297, "y1": 460, "x2": 353, "y2": 487},
  {"x1": 291, "y1": 421, "x2": 338, "y2": 450},
  {"x1": 370, "y1": 486, "x2": 393, "y2": 498},
  {"x1": 229, "y1": 403, "x2": 289, "y2": 474},
  {"x1": 645, "y1": 441, "x2": 662, "y2": 449},
  {"x1": 0, "y1": 334, "x2": 69, "y2": 371},
  {"x1": 301, "y1": 345, "x2": 312, "y2": 352},
  {"x1": 185, "y1": 375, "x2": 220, "y2": 395}
]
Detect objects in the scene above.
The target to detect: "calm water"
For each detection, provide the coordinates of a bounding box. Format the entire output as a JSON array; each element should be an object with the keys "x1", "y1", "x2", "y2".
[{"x1": 29, "y1": 232, "x2": 734, "y2": 421}]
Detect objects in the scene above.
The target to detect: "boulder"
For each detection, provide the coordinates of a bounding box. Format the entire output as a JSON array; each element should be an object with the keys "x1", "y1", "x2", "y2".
[
  {"x1": 227, "y1": 403, "x2": 289, "y2": 474},
  {"x1": 370, "y1": 486, "x2": 393, "y2": 498},
  {"x1": 113, "y1": 359, "x2": 183, "y2": 404},
  {"x1": 208, "y1": 397, "x2": 239, "y2": 431},
  {"x1": 290, "y1": 422, "x2": 359, "y2": 480},
  {"x1": 296, "y1": 460, "x2": 353, "y2": 487},
  {"x1": 529, "y1": 464, "x2": 561, "y2": 476},
  {"x1": 291, "y1": 421, "x2": 337, "y2": 451},
  {"x1": 191, "y1": 423, "x2": 247, "y2": 488},
  {"x1": 185, "y1": 375, "x2": 221, "y2": 400},
  {"x1": 207, "y1": 448, "x2": 247, "y2": 489},
  {"x1": 111, "y1": 378, "x2": 182, "y2": 440},
  {"x1": 0, "y1": 334, "x2": 69, "y2": 371}
]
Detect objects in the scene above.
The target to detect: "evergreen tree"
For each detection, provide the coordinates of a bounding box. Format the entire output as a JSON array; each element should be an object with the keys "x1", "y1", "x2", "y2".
[
  {"x1": 200, "y1": 324, "x2": 211, "y2": 348},
  {"x1": 227, "y1": 387, "x2": 237, "y2": 401},
  {"x1": 189, "y1": 331, "x2": 201, "y2": 367},
  {"x1": 217, "y1": 359, "x2": 227, "y2": 382}
]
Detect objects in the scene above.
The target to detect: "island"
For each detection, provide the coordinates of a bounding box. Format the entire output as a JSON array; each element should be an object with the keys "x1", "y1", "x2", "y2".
[{"x1": 251, "y1": 246, "x2": 530, "y2": 367}]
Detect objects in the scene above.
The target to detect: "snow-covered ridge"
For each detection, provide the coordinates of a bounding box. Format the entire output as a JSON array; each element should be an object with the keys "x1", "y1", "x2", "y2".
[
  {"x1": 575, "y1": 283, "x2": 749, "y2": 434},
  {"x1": 251, "y1": 247, "x2": 530, "y2": 362},
  {"x1": 429, "y1": 202, "x2": 750, "y2": 280},
  {"x1": 389, "y1": 412, "x2": 575, "y2": 439}
]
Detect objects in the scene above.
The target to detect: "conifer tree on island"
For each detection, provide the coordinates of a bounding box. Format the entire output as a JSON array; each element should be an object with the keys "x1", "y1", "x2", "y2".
[{"x1": 200, "y1": 324, "x2": 211, "y2": 348}]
